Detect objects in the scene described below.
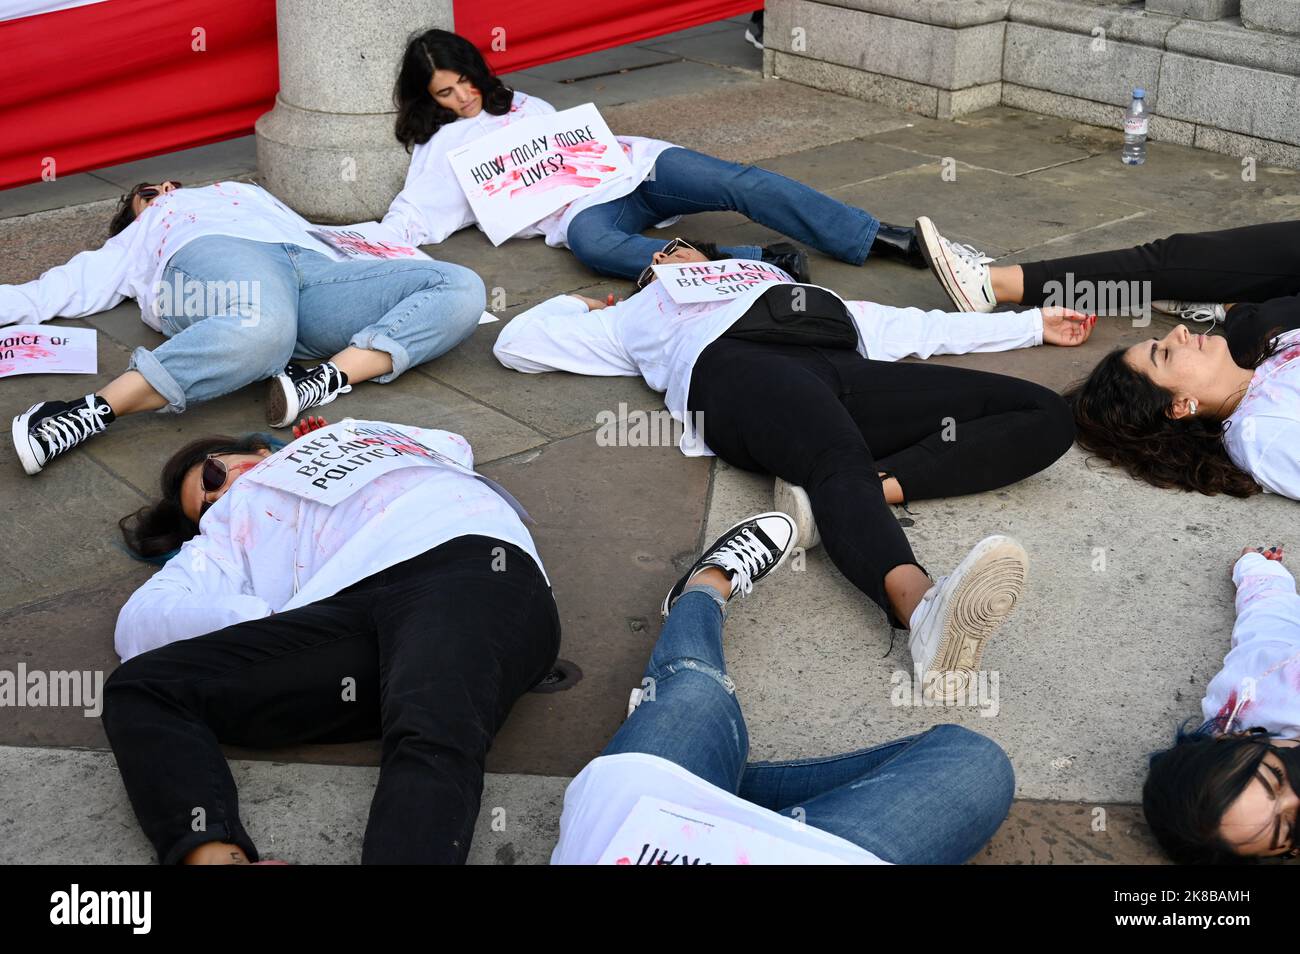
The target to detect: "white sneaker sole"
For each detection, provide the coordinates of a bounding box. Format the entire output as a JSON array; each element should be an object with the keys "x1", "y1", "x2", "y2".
[
  {"x1": 265, "y1": 375, "x2": 299, "y2": 428},
  {"x1": 11, "y1": 406, "x2": 46, "y2": 475},
  {"x1": 772, "y1": 477, "x2": 820, "y2": 550},
  {"x1": 916, "y1": 216, "x2": 991, "y2": 314},
  {"x1": 913, "y1": 535, "x2": 1028, "y2": 705}
]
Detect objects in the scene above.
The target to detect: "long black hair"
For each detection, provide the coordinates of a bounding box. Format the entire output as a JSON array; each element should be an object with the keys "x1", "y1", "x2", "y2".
[
  {"x1": 1143, "y1": 718, "x2": 1279, "y2": 864},
  {"x1": 108, "y1": 182, "x2": 157, "y2": 237},
  {"x1": 1066, "y1": 318, "x2": 1288, "y2": 498},
  {"x1": 393, "y1": 29, "x2": 514, "y2": 150},
  {"x1": 119, "y1": 433, "x2": 275, "y2": 562}
]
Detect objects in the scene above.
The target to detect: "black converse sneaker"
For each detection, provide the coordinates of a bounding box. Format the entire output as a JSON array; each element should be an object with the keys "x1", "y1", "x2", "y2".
[
  {"x1": 661, "y1": 512, "x2": 797, "y2": 618},
  {"x1": 12, "y1": 395, "x2": 116, "y2": 475},
  {"x1": 266, "y1": 362, "x2": 351, "y2": 428}
]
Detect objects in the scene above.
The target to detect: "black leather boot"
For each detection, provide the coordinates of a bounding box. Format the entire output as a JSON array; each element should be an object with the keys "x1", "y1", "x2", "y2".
[
  {"x1": 870, "y1": 221, "x2": 927, "y2": 268},
  {"x1": 761, "y1": 242, "x2": 810, "y2": 283}
]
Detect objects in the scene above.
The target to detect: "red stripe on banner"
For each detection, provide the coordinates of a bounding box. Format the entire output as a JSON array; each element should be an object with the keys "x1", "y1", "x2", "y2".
[
  {"x1": 0, "y1": 0, "x2": 276, "y2": 190},
  {"x1": 454, "y1": 1, "x2": 761, "y2": 75}
]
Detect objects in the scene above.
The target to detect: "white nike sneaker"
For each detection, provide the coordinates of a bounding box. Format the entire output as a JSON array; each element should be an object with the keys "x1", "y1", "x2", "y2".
[
  {"x1": 908, "y1": 535, "x2": 1028, "y2": 704},
  {"x1": 1151, "y1": 300, "x2": 1226, "y2": 324},
  {"x1": 773, "y1": 477, "x2": 820, "y2": 550},
  {"x1": 916, "y1": 216, "x2": 996, "y2": 313}
]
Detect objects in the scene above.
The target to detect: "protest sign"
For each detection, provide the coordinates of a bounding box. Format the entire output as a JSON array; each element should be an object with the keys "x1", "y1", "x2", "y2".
[
  {"x1": 650, "y1": 258, "x2": 790, "y2": 304},
  {"x1": 596, "y1": 796, "x2": 849, "y2": 865},
  {"x1": 307, "y1": 227, "x2": 429, "y2": 261},
  {"x1": 246, "y1": 418, "x2": 530, "y2": 521},
  {"x1": 447, "y1": 102, "x2": 632, "y2": 246},
  {"x1": 0, "y1": 325, "x2": 96, "y2": 378}
]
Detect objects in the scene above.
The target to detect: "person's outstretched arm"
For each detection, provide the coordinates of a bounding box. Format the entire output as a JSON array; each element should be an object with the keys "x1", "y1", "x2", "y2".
[
  {"x1": 0, "y1": 236, "x2": 135, "y2": 326},
  {"x1": 493, "y1": 294, "x2": 638, "y2": 376},
  {"x1": 847, "y1": 300, "x2": 1094, "y2": 362},
  {"x1": 114, "y1": 528, "x2": 272, "y2": 662}
]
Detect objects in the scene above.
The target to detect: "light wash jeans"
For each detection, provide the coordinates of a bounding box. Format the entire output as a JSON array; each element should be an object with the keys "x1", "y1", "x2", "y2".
[
  {"x1": 565, "y1": 146, "x2": 881, "y2": 279},
  {"x1": 130, "y1": 236, "x2": 485, "y2": 412},
  {"x1": 602, "y1": 590, "x2": 1016, "y2": 864}
]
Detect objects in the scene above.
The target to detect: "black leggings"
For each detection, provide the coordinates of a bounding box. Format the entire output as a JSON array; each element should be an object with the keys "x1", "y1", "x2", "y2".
[
  {"x1": 689, "y1": 338, "x2": 1074, "y2": 624},
  {"x1": 101, "y1": 535, "x2": 560, "y2": 865},
  {"x1": 1019, "y1": 220, "x2": 1300, "y2": 365}
]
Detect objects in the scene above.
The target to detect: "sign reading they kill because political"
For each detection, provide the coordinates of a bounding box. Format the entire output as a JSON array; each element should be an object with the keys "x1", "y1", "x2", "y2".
[
  {"x1": 650, "y1": 259, "x2": 791, "y2": 305},
  {"x1": 245, "y1": 418, "x2": 531, "y2": 520},
  {"x1": 447, "y1": 102, "x2": 632, "y2": 246}
]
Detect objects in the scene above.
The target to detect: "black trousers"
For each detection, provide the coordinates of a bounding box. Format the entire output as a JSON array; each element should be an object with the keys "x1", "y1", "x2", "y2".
[
  {"x1": 101, "y1": 535, "x2": 560, "y2": 865},
  {"x1": 688, "y1": 338, "x2": 1074, "y2": 623},
  {"x1": 1019, "y1": 220, "x2": 1300, "y2": 365}
]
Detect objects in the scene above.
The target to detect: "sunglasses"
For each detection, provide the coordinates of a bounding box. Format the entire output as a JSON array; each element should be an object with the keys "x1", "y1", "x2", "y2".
[
  {"x1": 197, "y1": 454, "x2": 230, "y2": 520},
  {"x1": 636, "y1": 237, "x2": 698, "y2": 289},
  {"x1": 124, "y1": 181, "x2": 183, "y2": 207}
]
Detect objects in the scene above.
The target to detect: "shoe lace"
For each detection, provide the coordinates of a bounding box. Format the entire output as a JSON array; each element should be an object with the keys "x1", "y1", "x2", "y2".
[
  {"x1": 36, "y1": 402, "x2": 107, "y2": 455},
  {"x1": 708, "y1": 529, "x2": 772, "y2": 599},
  {"x1": 1177, "y1": 303, "x2": 1221, "y2": 323},
  {"x1": 298, "y1": 365, "x2": 349, "y2": 407},
  {"x1": 947, "y1": 240, "x2": 993, "y2": 268}
]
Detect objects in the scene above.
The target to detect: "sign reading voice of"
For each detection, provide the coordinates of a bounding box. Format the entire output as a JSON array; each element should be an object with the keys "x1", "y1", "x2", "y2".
[
  {"x1": 447, "y1": 103, "x2": 632, "y2": 246},
  {"x1": 0, "y1": 325, "x2": 97, "y2": 378},
  {"x1": 308, "y1": 226, "x2": 428, "y2": 261},
  {"x1": 650, "y1": 259, "x2": 791, "y2": 304}
]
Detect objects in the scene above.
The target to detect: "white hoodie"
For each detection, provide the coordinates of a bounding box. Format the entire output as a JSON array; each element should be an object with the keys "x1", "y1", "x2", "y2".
[
  {"x1": 379, "y1": 91, "x2": 677, "y2": 249},
  {"x1": 0, "y1": 181, "x2": 336, "y2": 332},
  {"x1": 114, "y1": 423, "x2": 544, "y2": 662},
  {"x1": 493, "y1": 273, "x2": 1044, "y2": 457},
  {"x1": 1203, "y1": 553, "x2": 1300, "y2": 739},
  {"x1": 1222, "y1": 330, "x2": 1300, "y2": 501}
]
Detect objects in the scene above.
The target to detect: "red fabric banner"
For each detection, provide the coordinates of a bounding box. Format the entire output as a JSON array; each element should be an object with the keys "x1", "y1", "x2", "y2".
[{"x1": 0, "y1": 0, "x2": 759, "y2": 191}]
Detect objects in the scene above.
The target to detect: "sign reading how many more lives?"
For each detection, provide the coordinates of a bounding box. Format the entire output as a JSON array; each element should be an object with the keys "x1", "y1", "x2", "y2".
[{"x1": 447, "y1": 102, "x2": 633, "y2": 246}]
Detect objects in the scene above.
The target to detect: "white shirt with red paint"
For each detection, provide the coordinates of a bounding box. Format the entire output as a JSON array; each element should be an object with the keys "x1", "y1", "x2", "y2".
[
  {"x1": 113, "y1": 424, "x2": 544, "y2": 662},
  {"x1": 1203, "y1": 553, "x2": 1300, "y2": 739},
  {"x1": 0, "y1": 181, "x2": 336, "y2": 332},
  {"x1": 1223, "y1": 330, "x2": 1300, "y2": 501},
  {"x1": 377, "y1": 91, "x2": 677, "y2": 249},
  {"x1": 550, "y1": 753, "x2": 886, "y2": 865},
  {"x1": 492, "y1": 277, "x2": 1043, "y2": 457}
]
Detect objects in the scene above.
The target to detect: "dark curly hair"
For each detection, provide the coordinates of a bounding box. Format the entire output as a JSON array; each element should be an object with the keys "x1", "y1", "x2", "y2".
[
  {"x1": 393, "y1": 29, "x2": 514, "y2": 150},
  {"x1": 119, "y1": 433, "x2": 275, "y2": 562},
  {"x1": 1065, "y1": 347, "x2": 1263, "y2": 497},
  {"x1": 108, "y1": 182, "x2": 157, "y2": 237}
]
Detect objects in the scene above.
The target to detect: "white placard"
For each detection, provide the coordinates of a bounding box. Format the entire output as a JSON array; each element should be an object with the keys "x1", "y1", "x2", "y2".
[
  {"x1": 447, "y1": 103, "x2": 633, "y2": 246},
  {"x1": 650, "y1": 259, "x2": 790, "y2": 304},
  {"x1": 596, "y1": 796, "x2": 849, "y2": 866},
  {"x1": 0, "y1": 325, "x2": 96, "y2": 378},
  {"x1": 246, "y1": 419, "x2": 467, "y2": 507},
  {"x1": 308, "y1": 226, "x2": 430, "y2": 261}
]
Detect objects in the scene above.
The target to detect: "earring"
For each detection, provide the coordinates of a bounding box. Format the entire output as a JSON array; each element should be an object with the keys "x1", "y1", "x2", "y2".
[{"x1": 1189, "y1": 400, "x2": 1198, "y2": 416}]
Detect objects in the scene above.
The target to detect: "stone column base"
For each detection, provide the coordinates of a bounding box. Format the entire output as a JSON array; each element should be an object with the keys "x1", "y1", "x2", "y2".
[{"x1": 255, "y1": 97, "x2": 411, "y2": 224}]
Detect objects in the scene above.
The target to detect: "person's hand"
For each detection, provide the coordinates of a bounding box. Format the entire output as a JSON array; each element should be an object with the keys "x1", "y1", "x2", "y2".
[
  {"x1": 293, "y1": 416, "x2": 328, "y2": 438},
  {"x1": 1239, "y1": 544, "x2": 1284, "y2": 564},
  {"x1": 1040, "y1": 307, "x2": 1096, "y2": 347},
  {"x1": 568, "y1": 293, "x2": 617, "y2": 310}
]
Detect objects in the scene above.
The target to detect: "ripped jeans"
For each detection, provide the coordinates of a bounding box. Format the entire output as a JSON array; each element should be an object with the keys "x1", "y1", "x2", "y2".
[{"x1": 602, "y1": 590, "x2": 1015, "y2": 864}]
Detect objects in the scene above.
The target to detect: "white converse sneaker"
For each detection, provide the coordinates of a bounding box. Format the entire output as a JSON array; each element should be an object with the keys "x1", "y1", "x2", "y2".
[
  {"x1": 266, "y1": 362, "x2": 352, "y2": 428},
  {"x1": 1151, "y1": 300, "x2": 1226, "y2": 324},
  {"x1": 773, "y1": 477, "x2": 820, "y2": 550},
  {"x1": 12, "y1": 395, "x2": 115, "y2": 475},
  {"x1": 916, "y1": 216, "x2": 996, "y2": 313},
  {"x1": 907, "y1": 535, "x2": 1028, "y2": 704},
  {"x1": 661, "y1": 512, "x2": 797, "y2": 618}
]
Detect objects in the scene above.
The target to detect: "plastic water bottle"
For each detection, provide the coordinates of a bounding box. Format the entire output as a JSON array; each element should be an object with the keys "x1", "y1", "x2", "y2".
[{"x1": 1122, "y1": 88, "x2": 1148, "y2": 166}]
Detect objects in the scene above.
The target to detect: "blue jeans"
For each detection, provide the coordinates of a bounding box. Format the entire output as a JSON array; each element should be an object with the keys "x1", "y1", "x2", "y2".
[
  {"x1": 130, "y1": 236, "x2": 485, "y2": 412},
  {"x1": 602, "y1": 590, "x2": 1016, "y2": 864},
  {"x1": 566, "y1": 147, "x2": 880, "y2": 279}
]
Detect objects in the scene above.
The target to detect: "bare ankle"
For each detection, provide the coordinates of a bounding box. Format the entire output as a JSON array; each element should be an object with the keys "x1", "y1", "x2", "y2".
[{"x1": 184, "y1": 841, "x2": 251, "y2": 865}]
